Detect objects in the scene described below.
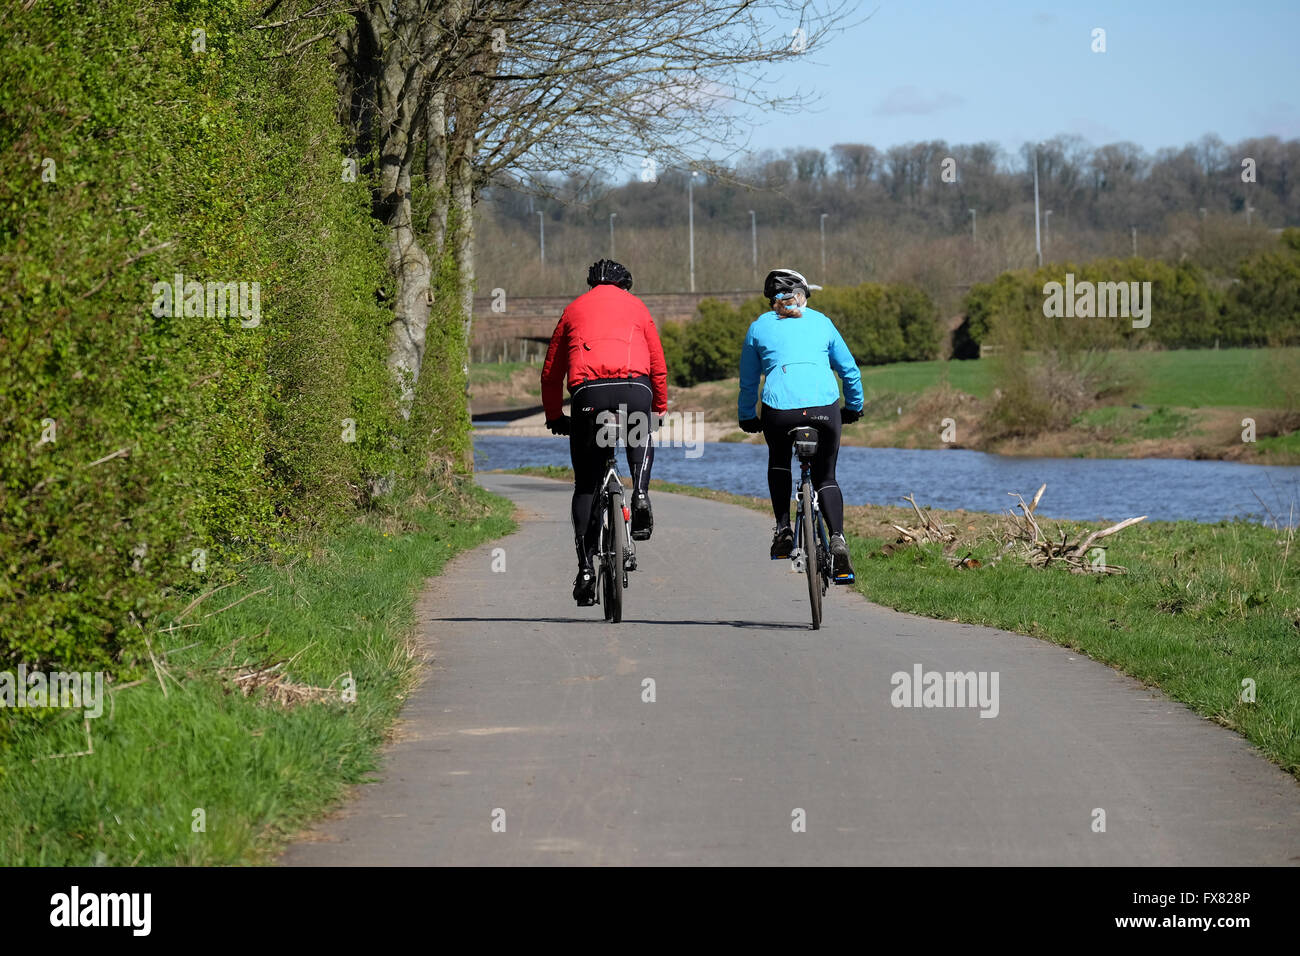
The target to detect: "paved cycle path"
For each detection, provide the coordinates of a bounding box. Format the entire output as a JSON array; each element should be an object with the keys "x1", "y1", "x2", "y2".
[{"x1": 283, "y1": 473, "x2": 1300, "y2": 865}]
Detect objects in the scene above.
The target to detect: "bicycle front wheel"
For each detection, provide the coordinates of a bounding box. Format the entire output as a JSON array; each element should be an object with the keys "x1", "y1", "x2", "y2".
[
  {"x1": 605, "y1": 490, "x2": 625, "y2": 623},
  {"x1": 801, "y1": 481, "x2": 821, "y2": 629}
]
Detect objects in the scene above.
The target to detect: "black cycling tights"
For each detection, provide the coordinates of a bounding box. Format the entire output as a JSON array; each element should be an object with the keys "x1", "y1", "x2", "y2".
[
  {"x1": 569, "y1": 376, "x2": 656, "y2": 565},
  {"x1": 761, "y1": 402, "x2": 844, "y2": 535}
]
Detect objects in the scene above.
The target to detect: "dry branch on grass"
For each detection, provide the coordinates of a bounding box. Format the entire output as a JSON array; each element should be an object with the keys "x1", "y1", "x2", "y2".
[
  {"x1": 215, "y1": 657, "x2": 345, "y2": 708},
  {"x1": 886, "y1": 493, "x2": 958, "y2": 547},
  {"x1": 996, "y1": 483, "x2": 1146, "y2": 574}
]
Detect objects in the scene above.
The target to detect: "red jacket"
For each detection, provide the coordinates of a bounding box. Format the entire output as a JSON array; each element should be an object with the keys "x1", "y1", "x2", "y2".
[{"x1": 541, "y1": 285, "x2": 669, "y2": 420}]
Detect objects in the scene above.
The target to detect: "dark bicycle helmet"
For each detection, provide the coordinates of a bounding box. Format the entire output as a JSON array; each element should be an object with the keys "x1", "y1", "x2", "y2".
[
  {"x1": 763, "y1": 267, "x2": 822, "y2": 301},
  {"x1": 587, "y1": 259, "x2": 633, "y2": 290}
]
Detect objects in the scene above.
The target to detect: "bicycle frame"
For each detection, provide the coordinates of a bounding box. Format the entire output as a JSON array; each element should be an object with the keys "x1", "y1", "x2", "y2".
[
  {"x1": 789, "y1": 458, "x2": 830, "y2": 591},
  {"x1": 595, "y1": 456, "x2": 635, "y2": 579},
  {"x1": 590, "y1": 413, "x2": 636, "y2": 621}
]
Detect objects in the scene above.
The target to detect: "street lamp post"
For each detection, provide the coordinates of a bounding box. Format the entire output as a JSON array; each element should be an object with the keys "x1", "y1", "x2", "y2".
[
  {"x1": 749, "y1": 210, "x2": 757, "y2": 281},
  {"x1": 819, "y1": 213, "x2": 828, "y2": 277},
  {"x1": 687, "y1": 170, "x2": 699, "y2": 293},
  {"x1": 536, "y1": 210, "x2": 545, "y2": 268},
  {"x1": 609, "y1": 212, "x2": 617, "y2": 257},
  {"x1": 968, "y1": 208, "x2": 976, "y2": 243},
  {"x1": 1033, "y1": 145, "x2": 1043, "y2": 267}
]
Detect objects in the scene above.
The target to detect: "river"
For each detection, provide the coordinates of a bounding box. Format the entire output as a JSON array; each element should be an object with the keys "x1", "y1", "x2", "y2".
[{"x1": 473, "y1": 433, "x2": 1300, "y2": 524}]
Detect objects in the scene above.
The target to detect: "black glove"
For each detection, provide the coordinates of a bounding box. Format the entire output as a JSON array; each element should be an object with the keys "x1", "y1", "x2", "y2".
[
  {"x1": 546, "y1": 415, "x2": 571, "y2": 436},
  {"x1": 840, "y1": 406, "x2": 862, "y2": 425},
  {"x1": 739, "y1": 417, "x2": 763, "y2": 434}
]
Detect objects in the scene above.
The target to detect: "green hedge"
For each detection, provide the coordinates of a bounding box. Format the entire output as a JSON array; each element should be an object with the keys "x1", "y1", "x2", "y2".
[
  {"x1": 1224, "y1": 229, "x2": 1300, "y2": 345},
  {"x1": 964, "y1": 233, "x2": 1300, "y2": 350},
  {"x1": 667, "y1": 283, "x2": 941, "y2": 387},
  {"x1": 0, "y1": 0, "x2": 405, "y2": 677}
]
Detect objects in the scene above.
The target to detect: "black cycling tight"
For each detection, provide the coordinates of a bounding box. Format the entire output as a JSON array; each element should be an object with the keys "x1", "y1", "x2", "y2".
[
  {"x1": 761, "y1": 402, "x2": 844, "y2": 534},
  {"x1": 569, "y1": 376, "x2": 656, "y2": 564}
]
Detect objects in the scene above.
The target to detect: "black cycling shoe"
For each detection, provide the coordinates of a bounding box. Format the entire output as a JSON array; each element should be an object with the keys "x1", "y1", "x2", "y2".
[
  {"x1": 631, "y1": 492, "x2": 653, "y2": 541},
  {"x1": 572, "y1": 568, "x2": 596, "y2": 606},
  {"x1": 830, "y1": 533, "x2": 854, "y2": 577},
  {"x1": 770, "y1": 524, "x2": 795, "y2": 559}
]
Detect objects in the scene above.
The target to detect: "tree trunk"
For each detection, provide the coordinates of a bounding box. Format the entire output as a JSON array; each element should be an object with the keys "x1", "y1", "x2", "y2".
[
  {"x1": 342, "y1": 4, "x2": 436, "y2": 416},
  {"x1": 424, "y1": 89, "x2": 449, "y2": 251},
  {"x1": 449, "y1": 141, "x2": 475, "y2": 379}
]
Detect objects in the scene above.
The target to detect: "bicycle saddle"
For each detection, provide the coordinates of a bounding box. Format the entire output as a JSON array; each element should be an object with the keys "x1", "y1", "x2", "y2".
[{"x1": 789, "y1": 426, "x2": 819, "y2": 459}]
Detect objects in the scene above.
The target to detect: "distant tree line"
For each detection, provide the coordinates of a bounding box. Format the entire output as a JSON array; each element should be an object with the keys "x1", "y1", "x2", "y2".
[
  {"x1": 490, "y1": 133, "x2": 1299, "y2": 237},
  {"x1": 476, "y1": 134, "x2": 1299, "y2": 303}
]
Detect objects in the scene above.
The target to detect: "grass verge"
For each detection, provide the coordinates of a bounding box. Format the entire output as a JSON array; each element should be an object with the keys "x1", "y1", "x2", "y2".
[
  {"x1": 0, "y1": 484, "x2": 514, "y2": 865},
  {"x1": 506, "y1": 466, "x2": 1300, "y2": 776}
]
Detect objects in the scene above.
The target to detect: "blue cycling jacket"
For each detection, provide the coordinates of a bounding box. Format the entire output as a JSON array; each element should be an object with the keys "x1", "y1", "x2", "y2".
[{"x1": 738, "y1": 307, "x2": 865, "y2": 420}]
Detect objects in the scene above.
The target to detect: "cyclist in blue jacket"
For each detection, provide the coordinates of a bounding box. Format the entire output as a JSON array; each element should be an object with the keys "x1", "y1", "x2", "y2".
[{"x1": 738, "y1": 268, "x2": 864, "y2": 577}]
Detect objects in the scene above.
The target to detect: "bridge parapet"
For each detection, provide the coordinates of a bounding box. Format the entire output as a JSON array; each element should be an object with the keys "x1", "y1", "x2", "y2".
[{"x1": 470, "y1": 290, "x2": 757, "y2": 348}]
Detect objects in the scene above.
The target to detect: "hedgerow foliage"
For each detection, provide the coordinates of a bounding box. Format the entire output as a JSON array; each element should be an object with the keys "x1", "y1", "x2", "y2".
[
  {"x1": 963, "y1": 234, "x2": 1300, "y2": 350},
  {"x1": 664, "y1": 284, "x2": 941, "y2": 386},
  {"x1": 0, "y1": 0, "x2": 406, "y2": 674}
]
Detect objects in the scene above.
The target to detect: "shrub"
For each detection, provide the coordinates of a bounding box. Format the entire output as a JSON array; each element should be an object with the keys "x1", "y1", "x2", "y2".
[{"x1": 0, "y1": 0, "x2": 405, "y2": 675}]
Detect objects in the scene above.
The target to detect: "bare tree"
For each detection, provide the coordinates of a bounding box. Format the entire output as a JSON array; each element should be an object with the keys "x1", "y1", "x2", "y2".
[{"x1": 284, "y1": 0, "x2": 861, "y2": 445}]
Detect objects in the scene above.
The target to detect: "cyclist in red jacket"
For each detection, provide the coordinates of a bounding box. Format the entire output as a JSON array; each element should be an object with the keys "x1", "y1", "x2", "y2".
[{"x1": 541, "y1": 260, "x2": 669, "y2": 606}]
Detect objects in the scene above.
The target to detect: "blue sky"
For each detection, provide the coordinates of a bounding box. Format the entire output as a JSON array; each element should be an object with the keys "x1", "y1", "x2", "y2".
[{"x1": 742, "y1": 0, "x2": 1300, "y2": 161}]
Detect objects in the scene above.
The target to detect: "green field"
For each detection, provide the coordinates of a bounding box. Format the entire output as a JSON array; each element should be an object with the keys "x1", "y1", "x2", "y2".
[
  {"x1": 470, "y1": 360, "x2": 534, "y2": 386},
  {"x1": 0, "y1": 486, "x2": 514, "y2": 865},
  {"x1": 858, "y1": 348, "x2": 1291, "y2": 408}
]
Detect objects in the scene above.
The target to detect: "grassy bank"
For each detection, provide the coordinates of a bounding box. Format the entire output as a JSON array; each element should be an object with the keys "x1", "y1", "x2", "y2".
[
  {"x1": 0, "y1": 485, "x2": 514, "y2": 866},
  {"x1": 507, "y1": 466, "x2": 1300, "y2": 776}
]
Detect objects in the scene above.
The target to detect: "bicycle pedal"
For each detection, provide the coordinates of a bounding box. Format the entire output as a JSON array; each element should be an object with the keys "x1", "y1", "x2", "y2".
[{"x1": 833, "y1": 572, "x2": 855, "y2": 585}]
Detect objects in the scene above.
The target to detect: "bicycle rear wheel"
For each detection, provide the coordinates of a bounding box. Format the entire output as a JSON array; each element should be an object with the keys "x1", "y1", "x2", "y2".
[
  {"x1": 801, "y1": 481, "x2": 821, "y2": 629},
  {"x1": 604, "y1": 489, "x2": 625, "y2": 623}
]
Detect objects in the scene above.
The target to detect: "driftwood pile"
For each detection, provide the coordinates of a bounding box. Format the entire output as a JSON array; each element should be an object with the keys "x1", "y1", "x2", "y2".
[
  {"x1": 883, "y1": 484, "x2": 1147, "y2": 574},
  {"x1": 996, "y1": 483, "x2": 1146, "y2": 574}
]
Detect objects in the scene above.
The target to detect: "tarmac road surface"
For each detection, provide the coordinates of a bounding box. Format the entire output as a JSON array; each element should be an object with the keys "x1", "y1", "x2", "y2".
[{"x1": 282, "y1": 474, "x2": 1300, "y2": 866}]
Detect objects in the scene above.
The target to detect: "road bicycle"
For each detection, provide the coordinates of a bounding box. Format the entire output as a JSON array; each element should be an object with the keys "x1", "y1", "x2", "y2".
[
  {"x1": 781, "y1": 425, "x2": 854, "y2": 629},
  {"x1": 590, "y1": 411, "x2": 637, "y2": 623}
]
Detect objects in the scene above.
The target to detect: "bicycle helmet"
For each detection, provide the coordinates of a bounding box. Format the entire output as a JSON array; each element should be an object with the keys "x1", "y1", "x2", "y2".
[
  {"x1": 763, "y1": 267, "x2": 822, "y2": 301},
  {"x1": 587, "y1": 259, "x2": 633, "y2": 290}
]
